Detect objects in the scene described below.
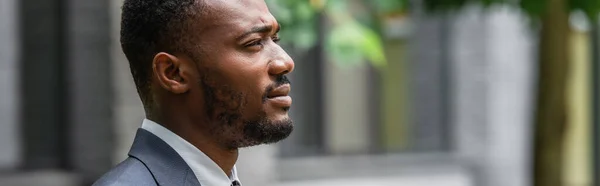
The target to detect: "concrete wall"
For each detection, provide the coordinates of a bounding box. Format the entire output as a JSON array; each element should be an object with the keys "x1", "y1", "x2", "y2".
[
  {"x1": 67, "y1": 0, "x2": 114, "y2": 182},
  {"x1": 451, "y1": 6, "x2": 534, "y2": 186},
  {"x1": 410, "y1": 12, "x2": 453, "y2": 152},
  {"x1": 450, "y1": 6, "x2": 490, "y2": 186},
  {"x1": 109, "y1": 0, "x2": 145, "y2": 163},
  {"x1": 485, "y1": 7, "x2": 534, "y2": 186},
  {"x1": 0, "y1": 0, "x2": 20, "y2": 169}
]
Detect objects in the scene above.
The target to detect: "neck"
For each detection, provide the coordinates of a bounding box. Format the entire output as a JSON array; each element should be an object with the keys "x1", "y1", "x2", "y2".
[{"x1": 150, "y1": 111, "x2": 239, "y2": 177}]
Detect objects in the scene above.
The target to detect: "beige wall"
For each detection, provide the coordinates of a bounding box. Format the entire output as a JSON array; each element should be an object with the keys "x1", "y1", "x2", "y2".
[
  {"x1": 564, "y1": 29, "x2": 592, "y2": 186},
  {"x1": 324, "y1": 61, "x2": 371, "y2": 154}
]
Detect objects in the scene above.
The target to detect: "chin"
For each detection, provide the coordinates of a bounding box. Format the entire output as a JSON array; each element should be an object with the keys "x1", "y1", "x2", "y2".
[
  {"x1": 236, "y1": 117, "x2": 293, "y2": 148},
  {"x1": 268, "y1": 112, "x2": 290, "y2": 124}
]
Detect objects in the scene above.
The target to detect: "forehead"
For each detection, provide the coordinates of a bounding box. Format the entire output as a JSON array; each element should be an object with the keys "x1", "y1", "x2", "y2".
[
  {"x1": 198, "y1": 0, "x2": 277, "y2": 33},
  {"x1": 208, "y1": 0, "x2": 270, "y2": 13}
]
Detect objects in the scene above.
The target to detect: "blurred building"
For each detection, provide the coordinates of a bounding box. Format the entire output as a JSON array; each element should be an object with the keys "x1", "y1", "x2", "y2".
[{"x1": 0, "y1": 0, "x2": 596, "y2": 186}]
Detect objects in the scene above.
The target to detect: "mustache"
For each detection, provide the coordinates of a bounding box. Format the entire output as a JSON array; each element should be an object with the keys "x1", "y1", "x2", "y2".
[
  {"x1": 273, "y1": 75, "x2": 290, "y2": 87},
  {"x1": 263, "y1": 75, "x2": 291, "y2": 100}
]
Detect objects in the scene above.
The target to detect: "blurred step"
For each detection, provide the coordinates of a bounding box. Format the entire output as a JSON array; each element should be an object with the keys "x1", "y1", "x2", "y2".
[
  {"x1": 0, "y1": 170, "x2": 80, "y2": 186},
  {"x1": 275, "y1": 172, "x2": 472, "y2": 186}
]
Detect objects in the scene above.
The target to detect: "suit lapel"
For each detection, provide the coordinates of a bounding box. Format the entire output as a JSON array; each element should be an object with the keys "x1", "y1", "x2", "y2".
[{"x1": 128, "y1": 128, "x2": 201, "y2": 186}]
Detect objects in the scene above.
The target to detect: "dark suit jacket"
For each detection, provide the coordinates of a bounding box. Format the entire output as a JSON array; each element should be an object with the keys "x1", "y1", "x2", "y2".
[{"x1": 93, "y1": 129, "x2": 202, "y2": 186}]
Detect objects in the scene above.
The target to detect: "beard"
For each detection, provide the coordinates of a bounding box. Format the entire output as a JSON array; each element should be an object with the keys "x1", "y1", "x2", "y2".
[
  {"x1": 236, "y1": 115, "x2": 293, "y2": 148},
  {"x1": 199, "y1": 74, "x2": 293, "y2": 150}
]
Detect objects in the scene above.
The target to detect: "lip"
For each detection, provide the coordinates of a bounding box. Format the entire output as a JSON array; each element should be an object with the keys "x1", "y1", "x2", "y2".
[
  {"x1": 266, "y1": 84, "x2": 292, "y2": 107},
  {"x1": 267, "y1": 95, "x2": 292, "y2": 108},
  {"x1": 267, "y1": 84, "x2": 291, "y2": 98}
]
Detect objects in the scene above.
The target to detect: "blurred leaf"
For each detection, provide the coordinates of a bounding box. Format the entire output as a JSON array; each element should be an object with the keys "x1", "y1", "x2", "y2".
[
  {"x1": 372, "y1": 0, "x2": 406, "y2": 15},
  {"x1": 325, "y1": 0, "x2": 347, "y2": 11},
  {"x1": 361, "y1": 27, "x2": 387, "y2": 68},
  {"x1": 292, "y1": 21, "x2": 318, "y2": 49},
  {"x1": 267, "y1": 0, "x2": 390, "y2": 68},
  {"x1": 327, "y1": 20, "x2": 387, "y2": 67},
  {"x1": 268, "y1": 0, "x2": 600, "y2": 70},
  {"x1": 423, "y1": 0, "x2": 600, "y2": 20},
  {"x1": 423, "y1": 0, "x2": 510, "y2": 13},
  {"x1": 310, "y1": 0, "x2": 327, "y2": 10},
  {"x1": 298, "y1": 2, "x2": 316, "y2": 20},
  {"x1": 423, "y1": 0, "x2": 468, "y2": 12},
  {"x1": 327, "y1": 21, "x2": 364, "y2": 66},
  {"x1": 266, "y1": 0, "x2": 318, "y2": 52},
  {"x1": 265, "y1": 0, "x2": 293, "y2": 24},
  {"x1": 519, "y1": 0, "x2": 546, "y2": 18},
  {"x1": 570, "y1": 0, "x2": 600, "y2": 21}
]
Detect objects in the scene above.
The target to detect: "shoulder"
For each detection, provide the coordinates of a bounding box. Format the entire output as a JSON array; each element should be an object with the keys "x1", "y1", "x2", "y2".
[{"x1": 92, "y1": 157, "x2": 157, "y2": 186}]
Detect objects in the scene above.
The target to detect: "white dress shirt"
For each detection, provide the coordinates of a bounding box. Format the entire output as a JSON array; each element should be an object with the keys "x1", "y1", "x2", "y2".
[{"x1": 141, "y1": 119, "x2": 241, "y2": 186}]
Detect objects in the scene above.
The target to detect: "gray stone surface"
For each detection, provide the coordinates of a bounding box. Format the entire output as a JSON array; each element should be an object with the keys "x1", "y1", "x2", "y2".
[
  {"x1": 409, "y1": 14, "x2": 452, "y2": 152},
  {"x1": 275, "y1": 171, "x2": 471, "y2": 186},
  {"x1": 485, "y1": 7, "x2": 534, "y2": 186},
  {"x1": 108, "y1": 0, "x2": 145, "y2": 164},
  {"x1": 449, "y1": 5, "x2": 534, "y2": 186},
  {"x1": 20, "y1": 0, "x2": 67, "y2": 169},
  {"x1": 67, "y1": 0, "x2": 114, "y2": 182},
  {"x1": 0, "y1": 0, "x2": 20, "y2": 170},
  {"x1": 450, "y1": 5, "x2": 490, "y2": 186},
  {"x1": 0, "y1": 171, "x2": 80, "y2": 186}
]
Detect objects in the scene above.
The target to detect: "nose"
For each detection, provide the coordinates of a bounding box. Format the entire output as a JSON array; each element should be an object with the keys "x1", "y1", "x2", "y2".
[{"x1": 268, "y1": 47, "x2": 294, "y2": 76}]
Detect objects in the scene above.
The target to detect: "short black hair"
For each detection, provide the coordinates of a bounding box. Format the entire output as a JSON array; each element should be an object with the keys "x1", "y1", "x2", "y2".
[{"x1": 120, "y1": 0, "x2": 202, "y2": 109}]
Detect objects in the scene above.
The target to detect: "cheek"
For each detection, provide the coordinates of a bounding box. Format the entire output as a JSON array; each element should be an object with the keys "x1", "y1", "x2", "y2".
[
  {"x1": 209, "y1": 49, "x2": 273, "y2": 107},
  {"x1": 216, "y1": 59, "x2": 270, "y2": 98},
  {"x1": 241, "y1": 77, "x2": 270, "y2": 106}
]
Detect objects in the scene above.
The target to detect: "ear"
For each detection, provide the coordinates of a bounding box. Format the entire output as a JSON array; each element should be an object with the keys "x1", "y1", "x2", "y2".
[{"x1": 152, "y1": 52, "x2": 190, "y2": 94}]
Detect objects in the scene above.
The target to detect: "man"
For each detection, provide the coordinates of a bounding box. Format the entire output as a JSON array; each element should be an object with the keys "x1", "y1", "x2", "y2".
[{"x1": 93, "y1": 0, "x2": 294, "y2": 185}]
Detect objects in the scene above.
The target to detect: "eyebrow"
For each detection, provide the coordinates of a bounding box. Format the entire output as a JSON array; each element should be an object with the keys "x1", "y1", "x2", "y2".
[{"x1": 237, "y1": 24, "x2": 281, "y2": 40}]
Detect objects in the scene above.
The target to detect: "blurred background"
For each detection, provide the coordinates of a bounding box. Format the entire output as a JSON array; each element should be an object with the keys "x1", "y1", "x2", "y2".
[{"x1": 0, "y1": 0, "x2": 598, "y2": 185}]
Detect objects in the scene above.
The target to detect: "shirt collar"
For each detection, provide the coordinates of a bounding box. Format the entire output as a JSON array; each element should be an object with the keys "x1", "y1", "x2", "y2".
[{"x1": 141, "y1": 119, "x2": 241, "y2": 186}]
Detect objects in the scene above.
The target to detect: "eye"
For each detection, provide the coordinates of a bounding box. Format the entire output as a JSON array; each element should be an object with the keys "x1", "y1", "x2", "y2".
[
  {"x1": 272, "y1": 35, "x2": 281, "y2": 43},
  {"x1": 246, "y1": 39, "x2": 263, "y2": 47}
]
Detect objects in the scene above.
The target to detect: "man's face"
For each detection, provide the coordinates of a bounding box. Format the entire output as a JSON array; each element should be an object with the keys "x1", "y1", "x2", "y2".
[{"x1": 186, "y1": 0, "x2": 294, "y2": 149}]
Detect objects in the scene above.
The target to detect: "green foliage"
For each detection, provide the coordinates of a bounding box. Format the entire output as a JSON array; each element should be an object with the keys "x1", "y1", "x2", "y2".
[
  {"x1": 266, "y1": 0, "x2": 407, "y2": 68},
  {"x1": 424, "y1": 0, "x2": 600, "y2": 20},
  {"x1": 324, "y1": 0, "x2": 391, "y2": 67},
  {"x1": 327, "y1": 19, "x2": 387, "y2": 67},
  {"x1": 422, "y1": 0, "x2": 507, "y2": 12},
  {"x1": 371, "y1": 0, "x2": 407, "y2": 15},
  {"x1": 266, "y1": 0, "x2": 318, "y2": 50},
  {"x1": 519, "y1": 0, "x2": 545, "y2": 18},
  {"x1": 267, "y1": 0, "x2": 600, "y2": 68},
  {"x1": 570, "y1": 0, "x2": 600, "y2": 21}
]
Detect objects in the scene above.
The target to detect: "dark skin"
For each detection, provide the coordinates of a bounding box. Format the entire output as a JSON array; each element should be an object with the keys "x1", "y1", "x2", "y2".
[{"x1": 147, "y1": 0, "x2": 294, "y2": 177}]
